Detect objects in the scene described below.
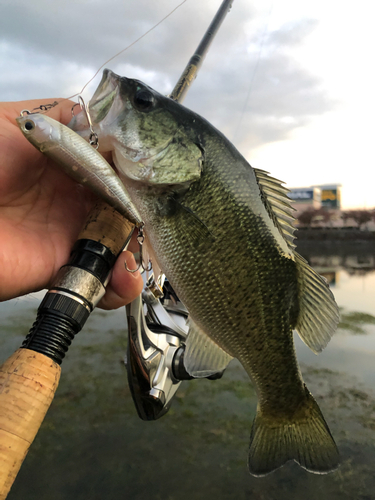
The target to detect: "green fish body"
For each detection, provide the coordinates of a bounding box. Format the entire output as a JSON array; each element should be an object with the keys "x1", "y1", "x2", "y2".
[{"x1": 69, "y1": 69, "x2": 340, "y2": 476}]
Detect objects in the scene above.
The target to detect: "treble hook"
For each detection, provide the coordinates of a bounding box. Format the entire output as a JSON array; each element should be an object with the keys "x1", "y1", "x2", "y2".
[
  {"x1": 125, "y1": 226, "x2": 152, "y2": 274},
  {"x1": 71, "y1": 96, "x2": 99, "y2": 149},
  {"x1": 71, "y1": 102, "x2": 80, "y2": 117}
]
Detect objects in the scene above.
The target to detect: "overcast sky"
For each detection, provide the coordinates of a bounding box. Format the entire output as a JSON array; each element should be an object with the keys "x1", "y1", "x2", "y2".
[{"x1": 1, "y1": 0, "x2": 374, "y2": 209}]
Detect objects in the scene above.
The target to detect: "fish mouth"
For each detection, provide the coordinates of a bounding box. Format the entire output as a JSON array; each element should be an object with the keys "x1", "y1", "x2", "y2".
[
  {"x1": 88, "y1": 69, "x2": 120, "y2": 122},
  {"x1": 68, "y1": 69, "x2": 121, "y2": 135},
  {"x1": 68, "y1": 69, "x2": 172, "y2": 169}
]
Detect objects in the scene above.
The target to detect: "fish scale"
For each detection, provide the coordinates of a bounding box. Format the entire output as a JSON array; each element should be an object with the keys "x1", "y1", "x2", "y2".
[
  {"x1": 136, "y1": 140, "x2": 302, "y2": 403},
  {"x1": 69, "y1": 68, "x2": 340, "y2": 476}
]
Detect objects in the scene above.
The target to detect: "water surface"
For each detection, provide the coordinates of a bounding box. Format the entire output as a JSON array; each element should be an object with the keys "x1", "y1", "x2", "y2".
[{"x1": 1, "y1": 242, "x2": 375, "y2": 500}]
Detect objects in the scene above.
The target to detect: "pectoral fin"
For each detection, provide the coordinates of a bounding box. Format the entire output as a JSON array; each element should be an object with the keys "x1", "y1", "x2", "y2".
[
  {"x1": 170, "y1": 197, "x2": 215, "y2": 248},
  {"x1": 184, "y1": 320, "x2": 233, "y2": 378}
]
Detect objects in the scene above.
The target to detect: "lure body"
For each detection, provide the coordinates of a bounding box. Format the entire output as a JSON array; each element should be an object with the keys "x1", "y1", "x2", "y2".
[{"x1": 17, "y1": 112, "x2": 142, "y2": 226}]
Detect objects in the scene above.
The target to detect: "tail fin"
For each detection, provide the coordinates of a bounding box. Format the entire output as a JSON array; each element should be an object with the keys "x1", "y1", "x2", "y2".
[{"x1": 248, "y1": 388, "x2": 339, "y2": 476}]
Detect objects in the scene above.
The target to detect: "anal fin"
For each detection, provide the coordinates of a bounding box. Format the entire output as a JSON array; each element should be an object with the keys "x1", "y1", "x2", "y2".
[{"x1": 184, "y1": 320, "x2": 233, "y2": 378}]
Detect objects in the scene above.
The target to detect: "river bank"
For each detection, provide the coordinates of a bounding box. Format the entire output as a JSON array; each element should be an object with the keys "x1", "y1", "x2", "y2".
[{"x1": 296, "y1": 227, "x2": 375, "y2": 242}]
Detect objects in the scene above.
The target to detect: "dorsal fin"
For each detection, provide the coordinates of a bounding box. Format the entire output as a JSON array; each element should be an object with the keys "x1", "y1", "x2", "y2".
[{"x1": 254, "y1": 168, "x2": 297, "y2": 249}]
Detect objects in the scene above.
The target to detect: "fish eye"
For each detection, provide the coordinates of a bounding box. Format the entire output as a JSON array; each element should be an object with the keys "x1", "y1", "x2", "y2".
[
  {"x1": 134, "y1": 89, "x2": 155, "y2": 111},
  {"x1": 24, "y1": 120, "x2": 35, "y2": 132}
]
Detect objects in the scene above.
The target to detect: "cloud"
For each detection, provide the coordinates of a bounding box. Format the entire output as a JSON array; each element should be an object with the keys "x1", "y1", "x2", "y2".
[
  {"x1": 265, "y1": 18, "x2": 319, "y2": 47},
  {"x1": 1, "y1": 0, "x2": 336, "y2": 155},
  {"x1": 180, "y1": 18, "x2": 335, "y2": 154}
]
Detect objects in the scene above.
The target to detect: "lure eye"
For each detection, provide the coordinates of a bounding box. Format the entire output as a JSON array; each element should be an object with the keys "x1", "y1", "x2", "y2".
[
  {"x1": 24, "y1": 120, "x2": 35, "y2": 132},
  {"x1": 134, "y1": 89, "x2": 155, "y2": 111}
]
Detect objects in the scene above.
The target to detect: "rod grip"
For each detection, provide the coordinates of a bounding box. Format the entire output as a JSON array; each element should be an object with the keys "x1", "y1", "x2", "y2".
[
  {"x1": 0, "y1": 348, "x2": 61, "y2": 500},
  {"x1": 0, "y1": 202, "x2": 134, "y2": 498},
  {"x1": 78, "y1": 201, "x2": 135, "y2": 255}
]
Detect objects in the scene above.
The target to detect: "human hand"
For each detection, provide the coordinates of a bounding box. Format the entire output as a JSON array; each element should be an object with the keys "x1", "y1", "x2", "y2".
[{"x1": 0, "y1": 98, "x2": 143, "y2": 307}]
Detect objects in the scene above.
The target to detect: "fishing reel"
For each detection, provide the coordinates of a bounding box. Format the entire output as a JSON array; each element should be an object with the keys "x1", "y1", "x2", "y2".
[{"x1": 125, "y1": 274, "x2": 224, "y2": 421}]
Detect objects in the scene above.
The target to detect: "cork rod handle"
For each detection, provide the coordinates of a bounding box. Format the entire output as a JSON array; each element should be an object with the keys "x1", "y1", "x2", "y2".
[
  {"x1": 0, "y1": 202, "x2": 133, "y2": 500},
  {"x1": 0, "y1": 349, "x2": 60, "y2": 500}
]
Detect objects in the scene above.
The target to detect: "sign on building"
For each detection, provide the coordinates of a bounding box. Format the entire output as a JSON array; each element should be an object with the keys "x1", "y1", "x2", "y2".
[
  {"x1": 288, "y1": 187, "x2": 321, "y2": 210},
  {"x1": 321, "y1": 188, "x2": 341, "y2": 208},
  {"x1": 289, "y1": 189, "x2": 314, "y2": 202}
]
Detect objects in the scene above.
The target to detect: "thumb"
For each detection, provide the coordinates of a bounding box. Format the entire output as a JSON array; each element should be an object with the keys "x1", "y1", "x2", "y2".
[{"x1": 97, "y1": 251, "x2": 143, "y2": 310}]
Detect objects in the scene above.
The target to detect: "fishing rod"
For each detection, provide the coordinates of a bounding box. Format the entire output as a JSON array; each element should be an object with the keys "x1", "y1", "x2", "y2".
[
  {"x1": 170, "y1": 0, "x2": 233, "y2": 102},
  {"x1": 0, "y1": 1, "x2": 234, "y2": 497}
]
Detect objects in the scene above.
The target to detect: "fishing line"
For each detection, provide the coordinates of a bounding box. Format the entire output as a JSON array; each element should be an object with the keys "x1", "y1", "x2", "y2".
[
  {"x1": 39, "y1": 0, "x2": 189, "y2": 111},
  {"x1": 232, "y1": 2, "x2": 273, "y2": 143},
  {"x1": 69, "y1": 0, "x2": 188, "y2": 100}
]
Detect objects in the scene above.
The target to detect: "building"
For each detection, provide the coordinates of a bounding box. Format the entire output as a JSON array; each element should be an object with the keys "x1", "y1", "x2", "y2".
[
  {"x1": 288, "y1": 186, "x2": 321, "y2": 212},
  {"x1": 288, "y1": 183, "x2": 342, "y2": 212}
]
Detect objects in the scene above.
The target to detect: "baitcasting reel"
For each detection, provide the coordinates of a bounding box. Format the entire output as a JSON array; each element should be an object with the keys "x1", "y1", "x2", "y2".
[{"x1": 125, "y1": 274, "x2": 223, "y2": 421}]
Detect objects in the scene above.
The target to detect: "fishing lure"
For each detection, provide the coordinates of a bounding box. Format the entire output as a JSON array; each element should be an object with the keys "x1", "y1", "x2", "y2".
[{"x1": 17, "y1": 110, "x2": 143, "y2": 227}]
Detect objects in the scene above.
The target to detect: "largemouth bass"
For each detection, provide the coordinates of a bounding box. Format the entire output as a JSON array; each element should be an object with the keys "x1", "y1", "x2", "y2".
[
  {"x1": 16, "y1": 112, "x2": 142, "y2": 226},
  {"x1": 69, "y1": 69, "x2": 340, "y2": 476}
]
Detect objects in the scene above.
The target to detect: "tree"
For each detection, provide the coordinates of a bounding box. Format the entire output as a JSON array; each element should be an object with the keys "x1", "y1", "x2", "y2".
[
  {"x1": 314, "y1": 208, "x2": 331, "y2": 224},
  {"x1": 351, "y1": 210, "x2": 372, "y2": 229},
  {"x1": 341, "y1": 211, "x2": 353, "y2": 226},
  {"x1": 298, "y1": 208, "x2": 316, "y2": 227},
  {"x1": 297, "y1": 208, "x2": 331, "y2": 227}
]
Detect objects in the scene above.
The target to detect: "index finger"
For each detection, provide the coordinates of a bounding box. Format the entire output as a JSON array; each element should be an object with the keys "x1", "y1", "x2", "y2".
[{"x1": 1, "y1": 97, "x2": 75, "y2": 127}]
